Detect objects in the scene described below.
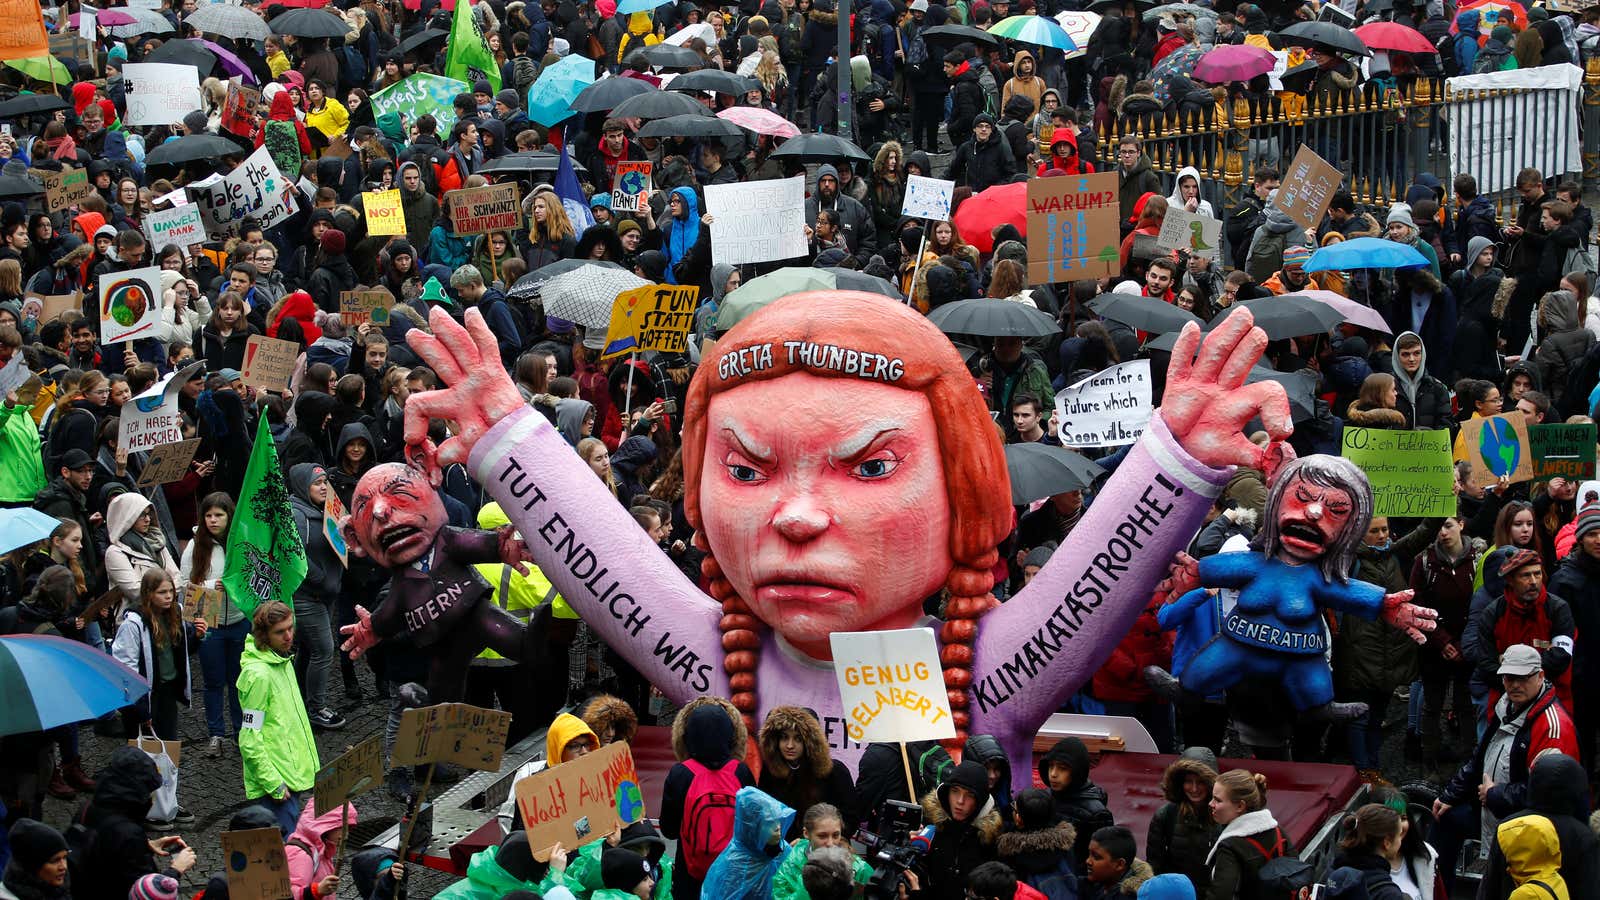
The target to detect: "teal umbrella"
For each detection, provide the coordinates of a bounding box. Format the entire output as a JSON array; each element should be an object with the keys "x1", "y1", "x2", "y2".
[
  {"x1": 527, "y1": 54, "x2": 597, "y2": 128},
  {"x1": 716, "y1": 268, "x2": 902, "y2": 331}
]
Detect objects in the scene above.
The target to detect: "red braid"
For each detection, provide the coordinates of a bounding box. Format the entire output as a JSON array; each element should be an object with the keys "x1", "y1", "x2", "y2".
[
  {"x1": 940, "y1": 556, "x2": 1000, "y2": 754},
  {"x1": 702, "y1": 532, "x2": 761, "y2": 741}
]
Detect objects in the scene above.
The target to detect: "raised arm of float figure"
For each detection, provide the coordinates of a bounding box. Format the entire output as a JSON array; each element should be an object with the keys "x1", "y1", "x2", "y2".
[
  {"x1": 403, "y1": 307, "x2": 727, "y2": 705},
  {"x1": 970, "y1": 311, "x2": 1294, "y2": 737}
]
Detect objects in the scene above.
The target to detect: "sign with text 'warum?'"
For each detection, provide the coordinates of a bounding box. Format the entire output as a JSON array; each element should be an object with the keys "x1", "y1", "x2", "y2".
[{"x1": 1027, "y1": 172, "x2": 1120, "y2": 284}]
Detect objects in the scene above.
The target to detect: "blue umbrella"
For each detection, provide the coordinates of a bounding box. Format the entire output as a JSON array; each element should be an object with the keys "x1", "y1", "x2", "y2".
[
  {"x1": 0, "y1": 507, "x2": 66, "y2": 555},
  {"x1": 527, "y1": 54, "x2": 597, "y2": 127},
  {"x1": 1304, "y1": 236, "x2": 1429, "y2": 272},
  {"x1": 618, "y1": 0, "x2": 673, "y2": 13},
  {"x1": 988, "y1": 15, "x2": 1080, "y2": 52},
  {"x1": 0, "y1": 635, "x2": 150, "y2": 737}
]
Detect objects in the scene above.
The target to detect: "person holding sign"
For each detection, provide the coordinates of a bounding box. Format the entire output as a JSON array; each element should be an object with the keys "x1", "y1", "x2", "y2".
[
  {"x1": 284, "y1": 798, "x2": 356, "y2": 900},
  {"x1": 180, "y1": 493, "x2": 250, "y2": 757}
]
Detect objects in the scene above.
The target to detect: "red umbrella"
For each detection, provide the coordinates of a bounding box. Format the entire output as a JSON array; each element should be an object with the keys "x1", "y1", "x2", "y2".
[
  {"x1": 952, "y1": 182, "x2": 1028, "y2": 254},
  {"x1": 1193, "y1": 44, "x2": 1277, "y2": 82},
  {"x1": 1352, "y1": 22, "x2": 1437, "y2": 54}
]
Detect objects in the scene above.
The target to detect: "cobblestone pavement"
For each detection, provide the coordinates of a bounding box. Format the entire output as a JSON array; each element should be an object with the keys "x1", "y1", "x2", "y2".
[{"x1": 42, "y1": 664, "x2": 462, "y2": 898}]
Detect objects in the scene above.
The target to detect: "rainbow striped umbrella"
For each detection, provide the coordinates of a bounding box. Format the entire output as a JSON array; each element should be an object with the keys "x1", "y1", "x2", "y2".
[
  {"x1": 0, "y1": 635, "x2": 149, "y2": 737},
  {"x1": 987, "y1": 15, "x2": 1079, "y2": 52}
]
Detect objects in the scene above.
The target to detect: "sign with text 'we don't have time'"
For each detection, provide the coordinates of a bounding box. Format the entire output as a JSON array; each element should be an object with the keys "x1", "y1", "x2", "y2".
[
  {"x1": 1027, "y1": 172, "x2": 1120, "y2": 284},
  {"x1": 830, "y1": 628, "x2": 954, "y2": 744}
]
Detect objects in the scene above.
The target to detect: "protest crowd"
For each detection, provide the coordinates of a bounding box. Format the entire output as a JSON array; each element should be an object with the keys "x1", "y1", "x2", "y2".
[{"x1": 6, "y1": 0, "x2": 1600, "y2": 898}]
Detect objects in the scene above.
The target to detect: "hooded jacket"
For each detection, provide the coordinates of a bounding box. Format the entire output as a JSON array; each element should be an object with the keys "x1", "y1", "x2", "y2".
[
  {"x1": 1003, "y1": 50, "x2": 1045, "y2": 114},
  {"x1": 1499, "y1": 815, "x2": 1569, "y2": 900},
  {"x1": 434, "y1": 844, "x2": 550, "y2": 900},
  {"x1": 1535, "y1": 290, "x2": 1594, "y2": 409},
  {"x1": 237, "y1": 633, "x2": 320, "y2": 798},
  {"x1": 1145, "y1": 752, "x2": 1221, "y2": 894},
  {"x1": 1167, "y1": 166, "x2": 1216, "y2": 219},
  {"x1": 1038, "y1": 739, "x2": 1113, "y2": 874},
  {"x1": 399, "y1": 161, "x2": 441, "y2": 250},
  {"x1": 546, "y1": 712, "x2": 599, "y2": 765},
  {"x1": 661, "y1": 186, "x2": 705, "y2": 286},
  {"x1": 804, "y1": 167, "x2": 877, "y2": 265},
  {"x1": 75, "y1": 748, "x2": 177, "y2": 898},
  {"x1": 700, "y1": 787, "x2": 796, "y2": 900},
  {"x1": 286, "y1": 800, "x2": 358, "y2": 897},
  {"x1": 996, "y1": 821, "x2": 1078, "y2": 900},
  {"x1": 1454, "y1": 11, "x2": 1482, "y2": 73},
  {"x1": 1117, "y1": 152, "x2": 1164, "y2": 223},
  {"x1": 944, "y1": 113, "x2": 1018, "y2": 194},
  {"x1": 920, "y1": 761, "x2": 1005, "y2": 900},
  {"x1": 946, "y1": 61, "x2": 987, "y2": 148},
  {"x1": 662, "y1": 698, "x2": 756, "y2": 900},
  {"x1": 1246, "y1": 207, "x2": 1303, "y2": 284},
  {"x1": 111, "y1": 594, "x2": 194, "y2": 718},
  {"x1": 1481, "y1": 753, "x2": 1599, "y2": 900},
  {"x1": 102, "y1": 492, "x2": 181, "y2": 600},
  {"x1": 1391, "y1": 330, "x2": 1452, "y2": 430},
  {"x1": 756, "y1": 706, "x2": 858, "y2": 840},
  {"x1": 287, "y1": 463, "x2": 342, "y2": 603},
  {"x1": 1453, "y1": 240, "x2": 1510, "y2": 382},
  {"x1": 964, "y1": 733, "x2": 1014, "y2": 816},
  {"x1": 554, "y1": 397, "x2": 595, "y2": 446}
]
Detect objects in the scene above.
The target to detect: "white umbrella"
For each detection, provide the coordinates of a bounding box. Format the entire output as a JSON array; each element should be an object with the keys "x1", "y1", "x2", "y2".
[
  {"x1": 184, "y1": 4, "x2": 272, "y2": 42},
  {"x1": 108, "y1": 8, "x2": 176, "y2": 37},
  {"x1": 663, "y1": 22, "x2": 716, "y2": 47},
  {"x1": 1055, "y1": 10, "x2": 1102, "y2": 55},
  {"x1": 542, "y1": 267, "x2": 652, "y2": 328}
]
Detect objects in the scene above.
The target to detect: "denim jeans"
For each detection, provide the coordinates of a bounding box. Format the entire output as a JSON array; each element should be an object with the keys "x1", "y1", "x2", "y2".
[
  {"x1": 258, "y1": 791, "x2": 302, "y2": 839},
  {"x1": 200, "y1": 618, "x2": 248, "y2": 738},
  {"x1": 1344, "y1": 689, "x2": 1392, "y2": 771},
  {"x1": 292, "y1": 599, "x2": 333, "y2": 713},
  {"x1": 1408, "y1": 679, "x2": 1423, "y2": 731}
]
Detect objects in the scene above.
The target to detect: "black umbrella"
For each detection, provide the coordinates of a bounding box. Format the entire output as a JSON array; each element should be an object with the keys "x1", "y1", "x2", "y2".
[
  {"x1": 268, "y1": 8, "x2": 352, "y2": 39},
  {"x1": 1142, "y1": 328, "x2": 1208, "y2": 353},
  {"x1": 0, "y1": 174, "x2": 44, "y2": 201},
  {"x1": 397, "y1": 28, "x2": 448, "y2": 56},
  {"x1": 0, "y1": 94, "x2": 69, "y2": 118},
  {"x1": 143, "y1": 38, "x2": 218, "y2": 74},
  {"x1": 1207, "y1": 295, "x2": 1345, "y2": 339},
  {"x1": 927, "y1": 298, "x2": 1061, "y2": 338},
  {"x1": 478, "y1": 152, "x2": 562, "y2": 175},
  {"x1": 919, "y1": 24, "x2": 1002, "y2": 48},
  {"x1": 509, "y1": 259, "x2": 626, "y2": 299},
  {"x1": 1089, "y1": 292, "x2": 1203, "y2": 334},
  {"x1": 667, "y1": 69, "x2": 758, "y2": 95},
  {"x1": 607, "y1": 89, "x2": 709, "y2": 120},
  {"x1": 639, "y1": 43, "x2": 705, "y2": 70},
  {"x1": 1247, "y1": 366, "x2": 1316, "y2": 423},
  {"x1": 570, "y1": 77, "x2": 656, "y2": 113},
  {"x1": 145, "y1": 134, "x2": 245, "y2": 167},
  {"x1": 1005, "y1": 443, "x2": 1106, "y2": 505},
  {"x1": 769, "y1": 132, "x2": 870, "y2": 163},
  {"x1": 636, "y1": 114, "x2": 744, "y2": 140},
  {"x1": 1278, "y1": 21, "x2": 1371, "y2": 56}
]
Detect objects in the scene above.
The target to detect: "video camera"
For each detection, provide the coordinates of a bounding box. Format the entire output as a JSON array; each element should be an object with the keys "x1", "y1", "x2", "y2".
[{"x1": 854, "y1": 799, "x2": 933, "y2": 899}]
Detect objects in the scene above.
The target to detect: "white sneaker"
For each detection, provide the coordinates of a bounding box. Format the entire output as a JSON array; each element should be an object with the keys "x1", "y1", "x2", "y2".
[{"x1": 207, "y1": 736, "x2": 223, "y2": 757}]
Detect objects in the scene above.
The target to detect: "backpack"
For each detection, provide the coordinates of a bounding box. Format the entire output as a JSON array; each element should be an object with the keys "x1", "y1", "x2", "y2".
[
  {"x1": 977, "y1": 67, "x2": 1000, "y2": 118},
  {"x1": 679, "y1": 759, "x2": 740, "y2": 880},
  {"x1": 1565, "y1": 242, "x2": 1597, "y2": 279},
  {"x1": 338, "y1": 45, "x2": 367, "y2": 94},
  {"x1": 1257, "y1": 853, "x2": 1313, "y2": 899},
  {"x1": 512, "y1": 56, "x2": 540, "y2": 98}
]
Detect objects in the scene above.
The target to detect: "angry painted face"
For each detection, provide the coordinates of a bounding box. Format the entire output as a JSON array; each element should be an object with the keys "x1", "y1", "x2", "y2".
[
  {"x1": 345, "y1": 463, "x2": 447, "y2": 568},
  {"x1": 1274, "y1": 474, "x2": 1354, "y2": 563}
]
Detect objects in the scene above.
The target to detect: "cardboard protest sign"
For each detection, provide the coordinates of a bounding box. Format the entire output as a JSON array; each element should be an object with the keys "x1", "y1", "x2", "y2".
[
  {"x1": 185, "y1": 584, "x2": 225, "y2": 630},
  {"x1": 1273, "y1": 144, "x2": 1343, "y2": 231},
  {"x1": 193, "y1": 146, "x2": 299, "y2": 237},
  {"x1": 239, "y1": 335, "x2": 299, "y2": 393},
  {"x1": 611, "y1": 161, "x2": 652, "y2": 214},
  {"x1": 324, "y1": 492, "x2": 349, "y2": 567},
  {"x1": 1026, "y1": 172, "x2": 1121, "y2": 284},
  {"x1": 600, "y1": 284, "x2": 699, "y2": 359},
  {"x1": 28, "y1": 169, "x2": 66, "y2": 213},
  {"x1": 393, "y1": 702, "x2": 513, "y2": 771},
  {"x1": 1053, "y1": 360, "x2": 1153, "y2": 448},
  {"x1": 1156, "y1": 207, "x2": 1222, "y2": 261},
  {"x1": 121, "y1": 361, "x2": 202, "y2": 452},
  {"x1": 221, "y1": 827, "x2": 292, "y2": 900},
  {"x1": 98, "y1": 266, "x2": 163, "y2": 345},
  {"x1": 363, "y1": 189, "x2": 407, "y2": 236},
  {"x1": 1530, "y1": 422, "x2": 1598, "y2": 482},
  {"x1": 221, "y1": 81, "x2": 260, "y2": 137},
  {"x1": 830, "y1": 628, "x2": 955, "y2": 743},
  {"x1": 447, "y1": 183, "x2": 522, "y2": 236},
  {"x1": 515, "y1": 741, "x2": 645, "y2": 861},
  {"x1": 1462, "y1": 413, "x2": 1535, "y2": 488},
  {"x1": 123, "y1": 63, "x2": 203, "y2": 126},
  {"x1": 314, "y1": 735, "x2": 383, "y2": 812},
  {"x1": 144, "y1": 203, "x2": 206, "y2": 251},
  {"x1": 901, "y1": 175, "x2": 955, "y2": 221},
  {"x1": 1341, "y1": 427, "x2": 1455, "y2": 517},
  {"x1": 33, "y1": 293, "x2": 80, "y2": 323},
  {"x1": 0, "y1": 0, "x2": 51, "y2": 62},
  {"x1": 338, "y1": 288, "x2": 394, "y2": 326},
  {"x1": 58, "y1": 169, "x2": 93, "y2": 210},
  {"x1": 705, "y1": 176, "x2": 808, "y2": 266},
  {"x1": 129, "y1": 733, "x2": 181, "y2": 766},
  {"x1": 136, "y1": 438, "x2": 202, "y2": 488}
]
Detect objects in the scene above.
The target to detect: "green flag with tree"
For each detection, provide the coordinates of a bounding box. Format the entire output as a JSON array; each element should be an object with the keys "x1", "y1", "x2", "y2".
[
  {"x1": 222, "y1": 416, "x2": 307, "y2": 617},
  {"x1": 445, "y1": 0, "x2": 501, "y2": 93}
]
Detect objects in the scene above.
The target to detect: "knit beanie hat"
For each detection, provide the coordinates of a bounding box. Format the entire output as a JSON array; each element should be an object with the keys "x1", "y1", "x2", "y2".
[
  {"x1": 320, "y1": 228, "x2": 347, "y2": 255},
  {"x1": 1574, "y1": 504, "x2": 1600, "y2": 543},
  {"x1": 943, "y1": 49, "x2": 966, "y2": 65},
  {"x1": 130, "y1": 874, "x2": 179, "y2": 900},
  {"x1": 601, "y1": 848, "x2": 652, "y2": 891},
  {"x1": 496, "y1": 89, "x2": 521, "y2": 110},
  {"x1": 1281, "y1": 244, "x2": 1312, "y2": 268},
  {"x1": 616, "y1": 218, "x2": 641, "y2": 237},
  {"x1": 1386, "y1": 204, "x2": 1415, "y2": 230},
  {"x1": 1491, "y1": 24, "x2": 1515, "y2": 44},
  {"x1": 7, "y1": 819, "x2": 68, "y2": 873},
  {"x1": 1499, "y1": 547, "x2": 1544, "y2": 577}
]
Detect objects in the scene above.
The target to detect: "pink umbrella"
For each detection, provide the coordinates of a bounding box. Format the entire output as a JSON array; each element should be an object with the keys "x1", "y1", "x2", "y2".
[
  {"x1": 716, "y1": 106, "x2": 800, "y2": 138},
  {"x1": 1192, "y1": 44, "x2": 1276, "y2": 83},
  {"x1": 196, "y1": 39, "x2": 258, "y2": 85},
  {"x1": 1293, "y1": 289, "x2": 1392, "y2": 334},
  {"x1": 70, "y1": 9, "x2": 137, "y2": 27}
]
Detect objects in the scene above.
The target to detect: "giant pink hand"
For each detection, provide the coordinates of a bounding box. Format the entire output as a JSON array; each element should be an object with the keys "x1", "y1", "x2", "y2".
[
  {"x1": 1160, "y1": 308, "x2": 1293, "y2": 471},
  {"x1": 404, "y1": 307, "x2": 526, "y2": 482},
  {"x1": 1381, "y1": 589, "x2": 1438, "y2": 644},
  {"x1": 339, "y1": 605, "x2": 378, "y2": 659}
]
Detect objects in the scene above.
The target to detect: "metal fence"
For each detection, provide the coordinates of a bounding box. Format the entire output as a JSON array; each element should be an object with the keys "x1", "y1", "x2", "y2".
[{"x1": 1084, "y1": 60, "x2": 1600, "y2": 229}]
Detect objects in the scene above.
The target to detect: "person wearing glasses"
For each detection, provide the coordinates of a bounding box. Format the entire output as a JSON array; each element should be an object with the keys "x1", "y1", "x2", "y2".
[{"x1": 248, "y1": 244, "x2": 287, "y2": 307}]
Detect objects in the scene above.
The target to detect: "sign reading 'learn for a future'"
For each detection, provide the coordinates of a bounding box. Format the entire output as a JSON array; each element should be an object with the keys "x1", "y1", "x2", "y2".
[
  {"x1": 830, "y1": 628, "x2": 954, "y2": 744},
  {"x1": 1054, "y1": 360, "x2": 1152, "y2": 448}
]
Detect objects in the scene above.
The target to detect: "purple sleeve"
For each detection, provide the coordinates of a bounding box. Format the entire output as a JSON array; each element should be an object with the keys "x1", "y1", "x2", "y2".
[
  {"x1": 970, "y1": 417, "x2": 1230, "y2": 755},
  {"x1": 468, "y1": 407, "x2": 728, "y2": 704}
]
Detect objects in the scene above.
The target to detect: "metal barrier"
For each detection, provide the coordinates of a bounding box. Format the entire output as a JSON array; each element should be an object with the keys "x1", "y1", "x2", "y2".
[{"x1": 1082, "y1": 61, "x2": 1600, "y2": 228}]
